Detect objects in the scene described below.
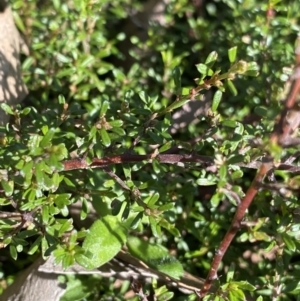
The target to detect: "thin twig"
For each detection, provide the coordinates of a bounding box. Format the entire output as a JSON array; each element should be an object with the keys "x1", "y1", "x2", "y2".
[{"x1": 102, "y1": 167, "x2": 131, "y2": 191}]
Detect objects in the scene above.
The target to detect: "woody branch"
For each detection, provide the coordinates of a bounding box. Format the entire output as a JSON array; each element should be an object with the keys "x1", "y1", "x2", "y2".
[{"x1": 197, "y1": 43, "x2": 300, "y2": 299}]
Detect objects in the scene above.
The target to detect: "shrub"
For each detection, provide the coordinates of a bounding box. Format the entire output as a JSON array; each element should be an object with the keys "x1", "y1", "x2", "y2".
[{"x1": 1, "y1": 1, "x2": 300, "y2": 300}]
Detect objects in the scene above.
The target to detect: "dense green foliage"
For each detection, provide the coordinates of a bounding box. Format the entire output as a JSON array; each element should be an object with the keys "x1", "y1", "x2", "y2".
[{"x1": 1, "y1": 0, "x2": 300, "y2": 300}]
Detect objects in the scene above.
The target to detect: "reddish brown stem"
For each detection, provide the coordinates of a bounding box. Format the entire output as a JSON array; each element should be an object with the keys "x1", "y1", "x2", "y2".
[
  {"x1": 63, "y1": 154, "x2": 214, "y2": 171},
  {"x1": 198, "y1": 46, "x2": 300, "y2": 299},
  {"x1": 197, "y1": 162, "x2": 272, "y2": 298},
  {"x1": 63, "y1": 153, "x2": 300, "y2": 173}
]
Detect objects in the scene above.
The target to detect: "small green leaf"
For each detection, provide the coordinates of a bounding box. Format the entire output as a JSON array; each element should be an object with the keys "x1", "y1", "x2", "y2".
[
  {"x1": 228, "y1": 289, "x2": 245, "y2": 301},
  {"x1": 232, "y1": 281, "x2": 256, "y2": 291},
  {"x1": 147, "y1": 192, "x2": 160, "y2": 207},
  {"x1": 100, "y1": 128, "x2": 111, "y2": 147},
  {"x1": 0, "y1": 197, "x2": 11, "y2": 205},
  {"x1": 17, "y1": 230, "x2": 38, "y2": 239},
  {"x1": 219, "y1": 165, "x2": 227, "y2": 180},
  {"x1": 109, "y1": 119, "x2": 123, "y2": 127},
  {"x1": 81, "y1": 55, "x2": 96, "y2": 67},
  {"x1": 80, "y1": 197, "x2": 89, "y2": 220},
  {"x1": 173, "y1": 66, "x2": 181, "y2": 95},
  {"x1": 244, "y1": 61, "x2": 259, "y2": 76},
  {"x1": 231, "y1": 169, "x2": 243, "y2": 180},
  {"x1": 205, "y1": 51, "x2": 218, "y2": 65},
  {"x1": 21, "y1": 107, "x2": 31, "y2": 115},
  {"x1": 254, "y1": 106, "x2": 268, "y2": 117},
  {"x1": 196, "y1": 63, "x2": 208, "y2": 75},
  {"x1": 40, "y1": 128, "x2": 55, "y2": 148},
  {"x1": 112, "y1": 68, "x2": 126, "y2": 82},
  {"x1": 41, "y1": 205, "x2": 49, "y2": 223},
  {"x1": 51, "y1": 172, "x2": 60, "y2": 192},
  {"x1": 226, "y1": 80, "x2": 237, "y2": 96},
  {"x1": 103, "y1": 179, "x2": 115, "y2": 188},
  {"x1": 282, "y1": 233, "x2": 296, "y2": 252},
  {"x1": 159, "y1": 219, "x2": 180, "y2": 237},
  {"x1": 1, "y1": 180, "x2": 14, "y2": 196},
  {"x1": 196, "y1": 178, "x2": 216, "y2": 186},
  {"x1": 76, "y1": 216, "x2": 128, "y2": 269},
  {"x1": 252, "y1": 231, "x2": 270, "y2": 241},
  {"x1": 264, "y1": 240, "x2": 276, "y2": 252},
  {"x1": 212, "y1": 90, "x2": 222, "y2": 112},
  {"x1": 222, "y1": 120, "x2": 237, "y2": 127},
  {"x1": 149, "y1": 216, "x2": 161, "y2": 237},
  {"x1": 16, "y1": 244, "x2": 23, "y2": 252},
  {"x1": 10, "y1": 244, "x2": 18, "y2": 260},
  {"x1": 100, "y1": 100, "x2": 109, "y2": 116},
  {"x1": 162, "y1": 95, "x2": 192, "y2": 113},
  {"x1": 127, "y1": 236, "x2": 184, "y2": 279},
  {"x1": 139, "y1": 91, "x2": 150, "y2": 104},
  {"x1": 228, "y1": 46, "x2": 237, "y2": 63},
  {"x1": 58, "y1": 95, "x2": 65, "y2": 104},
  {"x1": 28, "y1": 236, "x2": 42, "y2": 255},
  {"x1": 59, "y1": 277, "x2": 90, "y2": 301},
  {"x1": 158, "y1": 202, "x2": 174, "y2": 211},
  {"x1": 122, "y1": 202, "x2": 130, "y2": 220},
  {"x1": 62, "y1": 253, "x2": 75, "y2": 270},
  {"x1": 53, "y1": 194, "x2": 72, "y2": 208},
  {"x1": 210, "y1": 192, "x2": 223, "y2": 207},
  {"x1": 22, "y1": 57, "x2": 34, "y2": 70},
  {"x1": 158, "y1": 141, "x2": 173, "y2": 153},
  {"x1": 41, "y1": 125, "x2": 48, "y2": 135},
  {"x1": 157, "y1": 291, "x2": 174, "y2": 301},
  {"x1": 111, "y1": 127, "x2": 126, "y2": 136},
  {"x1": 130, "y1": 212, "x2": 143, "y2": 229},
  {"x1": 1, "y1": 103, "x2": 14, "y2": 115},
  {"x1": 12, "y1": 11, "x2": 26, "y2": 33},
  {"x1": 58, "y1": 219, "x2": 73, "y2": 236}
]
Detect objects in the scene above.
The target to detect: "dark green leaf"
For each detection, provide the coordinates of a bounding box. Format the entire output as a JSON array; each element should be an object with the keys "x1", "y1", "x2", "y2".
[
  {"x1": 254, "y1": 106, "x2": 268, "y2": 117},
  {"x1": 227, "y1": 155, "x2": 244, "y2": 165},
  {"x1": 28, "y1": 236, "x2": 42, "y2": 255},
  {"x1": 130, "y1": 212, "x2": 143, "y2": 229},
  {"x1": 173, "y1": 66, "x2": 181, "y2": 95},
  {"x1": 10, "y1": 244, "x2": 17, "y2": 260},
  {"x1": 127, "y1": 236, "x2": 184, "y2": 279}
]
